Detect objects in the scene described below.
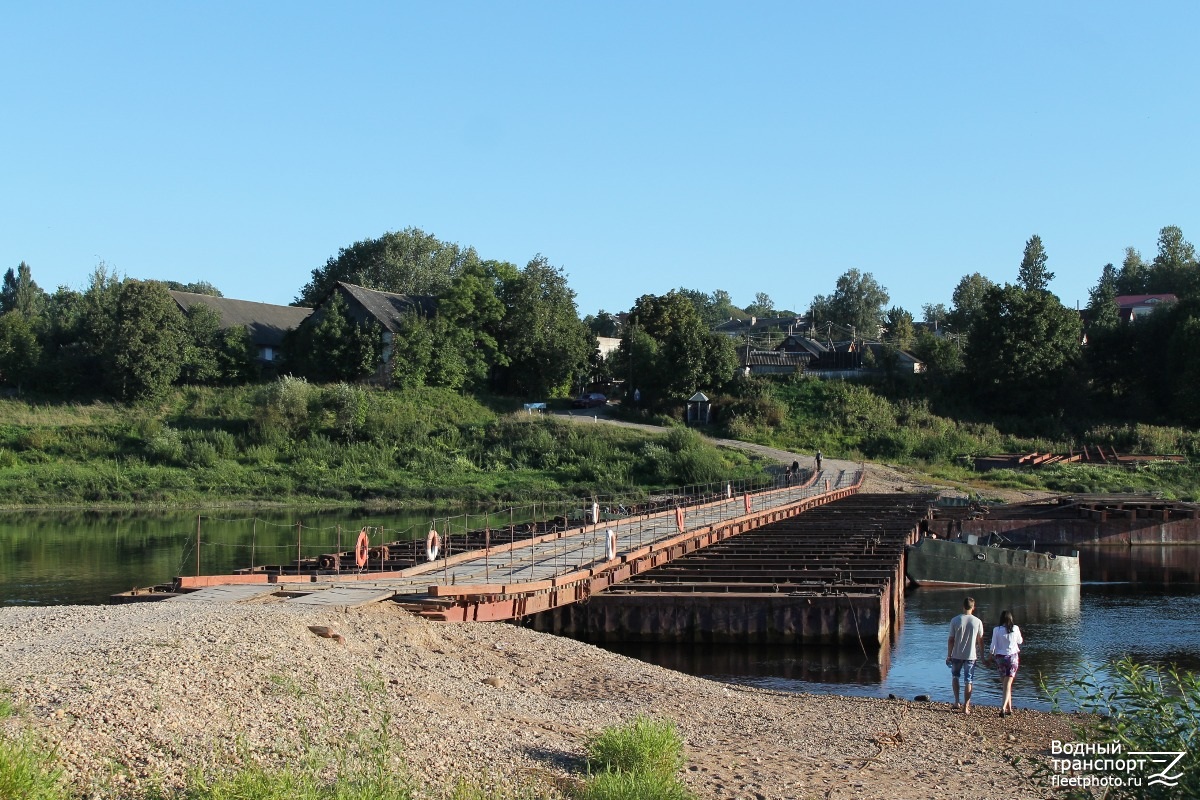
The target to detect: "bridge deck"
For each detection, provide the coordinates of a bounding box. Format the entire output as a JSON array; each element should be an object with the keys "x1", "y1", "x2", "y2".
[{"x1": 169, "y1": 469, "x2": 865, "y2": 618}]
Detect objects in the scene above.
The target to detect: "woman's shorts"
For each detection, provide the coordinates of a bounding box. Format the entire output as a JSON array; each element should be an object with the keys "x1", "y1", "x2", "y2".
[{"x1": 995, "y1": 653, "x2": 1020, "y2": 678}]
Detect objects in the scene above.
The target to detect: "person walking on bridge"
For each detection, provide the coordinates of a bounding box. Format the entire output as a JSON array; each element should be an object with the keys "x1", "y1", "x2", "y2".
[
  {"x1": 947, "y1": 596, "x2": 985, "y2": 714},
  {"x1": 815, "y1": 451, "x2": 823, "y2": 473}
]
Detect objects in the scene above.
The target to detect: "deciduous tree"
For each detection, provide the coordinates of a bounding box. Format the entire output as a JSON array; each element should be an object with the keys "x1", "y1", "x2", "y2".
[
  {"x1": 495, "y1": 256, "x2": 593, "y2": 397},
  {"x1": 105, "y1": 280, "x2": 186, "y2": 403},
  {"x1": 808, "y1": 269, "x2": 889, "y2": 338},
  {"x1": 296, "y1": 228, "x2": 479, "y2": 307},
  {"x1": 946, "y1": 272, "x2": 997, "y2": 335},
  {"x1": 965, "y1": 283, "x2": 1082, "y2": 412}
]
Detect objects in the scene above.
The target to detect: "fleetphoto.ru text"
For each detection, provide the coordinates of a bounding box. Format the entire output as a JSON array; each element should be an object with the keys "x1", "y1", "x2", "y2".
[{"x1": 1050, "y1": 740, "x2": 1186, "y2": 790}]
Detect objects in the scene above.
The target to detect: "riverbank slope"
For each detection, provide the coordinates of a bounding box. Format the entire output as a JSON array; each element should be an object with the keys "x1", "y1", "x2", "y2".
[{"x1": 0, "y1": 602, "x2": 1074, "y2": 800}]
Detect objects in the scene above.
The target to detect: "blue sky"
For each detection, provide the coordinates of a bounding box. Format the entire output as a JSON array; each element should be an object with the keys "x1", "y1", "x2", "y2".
[{"x1": 3, "y1": 2, "x2": 1197, "y2": 318}]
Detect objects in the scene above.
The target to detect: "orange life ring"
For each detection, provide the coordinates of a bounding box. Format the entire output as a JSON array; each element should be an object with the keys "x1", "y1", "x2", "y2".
[
  {"x1": 354, "y1": 528, "x2": 369, "y2": 568},
  {"x1": 426, "y1": 529, "x2": 440, "y2": 562},
  {"x1": 675, "y1": 506, "x2": 685, "y2": 532},
  {"x1": 605, "y1": 529, "x2": 617, "y2": 560}
]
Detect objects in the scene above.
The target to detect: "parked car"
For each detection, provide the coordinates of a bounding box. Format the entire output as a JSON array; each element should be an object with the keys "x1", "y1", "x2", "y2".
[{"x1": 572, "y1": 392, "x2": 607, "y2": 408}]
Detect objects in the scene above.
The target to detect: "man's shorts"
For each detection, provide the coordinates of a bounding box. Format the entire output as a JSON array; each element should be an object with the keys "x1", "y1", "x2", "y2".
[{"x1": 950, "y1": 658, "x2": 977, "y2": 683}]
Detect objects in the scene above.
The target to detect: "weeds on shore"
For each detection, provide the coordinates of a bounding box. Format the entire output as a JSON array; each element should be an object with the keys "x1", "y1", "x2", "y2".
[
  {"x1": 1031, "y1": 657, "x2": 1200, "y2": 799},
  {"x1": 578, "y1": 717, "x2": 695, "y2": 800},
  {"x1": 0, "y1": 734, "x2": 66, "y2": 800},
  {"x1": 0, "y1": 387, "x2": 763, "y2": 508}
]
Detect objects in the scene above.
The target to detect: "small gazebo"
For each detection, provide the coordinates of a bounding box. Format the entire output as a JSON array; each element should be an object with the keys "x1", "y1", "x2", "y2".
[{"x1": 686, "y1": 392, "x2": 712, "y2": 425}]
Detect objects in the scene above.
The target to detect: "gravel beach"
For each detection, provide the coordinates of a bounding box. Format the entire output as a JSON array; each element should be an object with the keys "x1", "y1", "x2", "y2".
[{"x1": 0, "y1": 600, "x2": 1076, "y2": 800}]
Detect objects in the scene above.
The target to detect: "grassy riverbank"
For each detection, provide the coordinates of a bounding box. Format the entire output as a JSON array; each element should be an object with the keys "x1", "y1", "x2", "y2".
[
  {"x1": 711, "y1": 376, "x2": 1200, "y2": 500},
  {"x1": 0, "y1": 383, "x2": 765, "y2": 510}
]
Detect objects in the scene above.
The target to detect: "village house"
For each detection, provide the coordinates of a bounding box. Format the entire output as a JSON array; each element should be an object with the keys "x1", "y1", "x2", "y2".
[{"x1": 169, "y1": 290, "x2": 313, "y2": 369}]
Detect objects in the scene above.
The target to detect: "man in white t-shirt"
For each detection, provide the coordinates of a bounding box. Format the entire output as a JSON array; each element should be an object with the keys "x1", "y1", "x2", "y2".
[{"x1": 946, "y1": 596, "x2": 985, "y2": 714}]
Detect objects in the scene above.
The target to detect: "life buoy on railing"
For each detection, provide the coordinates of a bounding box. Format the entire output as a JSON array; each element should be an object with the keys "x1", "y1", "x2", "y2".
[
  {"x1": 355, "y1": 528, "x2": 370, "y2": 568},
  {"x1": 606, "y1": 528, "x2": 616, "y2": 560},
  {"x1": 426, "y1": 529, "x2": 441, "y2": 562},
  {"x1": 675, "y1": 506, "x2": 685, "y2": 532}
]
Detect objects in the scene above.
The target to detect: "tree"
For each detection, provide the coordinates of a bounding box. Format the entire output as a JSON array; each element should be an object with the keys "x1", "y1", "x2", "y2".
[
  {"x1": 619, "y1": 290, "x2": 734, "y2": 408},
  {"x1": 435, "y1": 260, "x2": 510, "y2": 390},
  {"x1": 884, "y1": 306, "x2": 915, "y2": 350},
  {"x1": 1086, "y1": 263, "x2": 1121, "y2": 331},
  {"x1": 105, "y1": 280, "x2": 186, "y2": 402},
  {"x1": 1146, "y1": 225, "x2": 1198, "y2": 295},
  {"x1": 0, "y1": 262, "x2": 46, "y2": 318},
  {"x1": 965, "y1": 283, "x2": 1082, "y2": 412},
  {"x1": 178, "y1": 303, "x2": 224, "y2": 384},
  {"x1": 1116, "y1": 247, "x2": 1148, "y2": 296},
  {"x1": 163, "y1": 280, "x2": 222, "y2": 297},
  {"x1": 0, "y1": 312, "x2": 41, "y2": 393},
  {"x1": 1017, "y1": 234, "x2": 1054, "y2": 292},
  {"x1": 584, "y1": 310, "x2": 621, "y2": 337},
  {"x1": 296, "y1": 227, "x2": 480, "y2": 307},
  {"x1": 808, "y1": 269, "x2": 889, "y2": 338},
  {"x1": 495, "y1": 255, "x2": 593, "y2": 397},
  {"x1": 946, "y1": 272, "x2": 998, "y2": 335},
  {"x1": 921, "y1": 303, "x2": 949, "y2": 327},
  {"x1": 287, "y1": 292, "x2": 382, "y2": 383},
  {"x1": 674, "y1": 288, "x2": 746, "y2": 327},
  {"x1": 745, "y1": 292, "x2": 775, "y2": 318}
]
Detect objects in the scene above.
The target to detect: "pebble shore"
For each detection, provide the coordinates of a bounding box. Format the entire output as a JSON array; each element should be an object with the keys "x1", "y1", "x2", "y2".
[{"x1": 0, "y1": 600, "x2": 1077, "y2": 800}]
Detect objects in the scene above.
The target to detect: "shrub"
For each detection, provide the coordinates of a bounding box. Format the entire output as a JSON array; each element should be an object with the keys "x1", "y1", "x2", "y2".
[
  {"x1": 1038, "y1": 658, "x2": 1200, "y2": 799},
  {"x1": 146, "y1": 424, "x2": 184, "y2": 464}
]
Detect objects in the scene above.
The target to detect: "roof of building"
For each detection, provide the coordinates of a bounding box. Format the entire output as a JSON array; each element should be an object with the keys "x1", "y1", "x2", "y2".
[
  {"x1": 169, "y1": 291, "x2": 313, "y2": 347},
  {"x1": 776, "y1": 334, "x2": 829, "y2": 357},
  {"x1": 714, "y1": 315, "x2": 808, "y2": 334},
  {"x1": 739, "y1": 347, "x2": 813, "y2": 367},
  {"x1": 1115, "y1": 294, "x2": 1177, "y2": 307},
  {"x1": 336, "y1": 282, "x2": 437, "y2": 333}
]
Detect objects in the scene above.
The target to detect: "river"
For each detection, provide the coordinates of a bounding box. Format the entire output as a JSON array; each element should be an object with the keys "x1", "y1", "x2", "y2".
[{"x1": 2, "y1": 509, "x2": 1197, "y2": 711}]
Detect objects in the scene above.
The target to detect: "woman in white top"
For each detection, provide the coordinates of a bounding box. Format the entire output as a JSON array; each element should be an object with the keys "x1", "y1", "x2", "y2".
[{"x1": 989, "y1": 609, "x2": 1024, "y2": 717}]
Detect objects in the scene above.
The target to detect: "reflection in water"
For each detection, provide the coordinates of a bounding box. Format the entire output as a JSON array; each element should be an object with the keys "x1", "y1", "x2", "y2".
[
  {"x1": 606, "y1": 641, "x2": 890, "y2": 685},
  {"x1": 597, "y1": 548, "x2": 1200, "y2": 712},
  {"x1": 0, "y1": 508, "x2": 441, "y2": 606}
]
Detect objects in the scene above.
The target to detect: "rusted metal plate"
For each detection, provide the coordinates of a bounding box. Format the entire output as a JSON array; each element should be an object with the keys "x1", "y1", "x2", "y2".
[
  {"x1": 169, "y1": 584, "x2": 281, "y2": 604},
  {"x1": 285, "y1": 586, "x2": 398, "y2": 608}
]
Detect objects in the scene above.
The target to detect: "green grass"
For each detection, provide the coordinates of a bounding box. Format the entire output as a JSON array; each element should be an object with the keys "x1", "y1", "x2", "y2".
[
  {"x1": 0, "y1": 385, "x2": 767, "y2": 509},
  {"x1": 574, "y1": 770, "x2": 695, "y2": 800},
  {"x1": 585, "y1": 717, "x2": 684, "y2": 777},
  {"x1": 579, "y1": 717, "x2": 694, "y2": 800},
  {"x1": 0, "y1": 734, "x2": 67, "y2": 800}
]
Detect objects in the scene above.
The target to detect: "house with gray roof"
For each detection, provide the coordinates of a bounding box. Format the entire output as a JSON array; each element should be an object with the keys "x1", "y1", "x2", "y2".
[
  {"x1": 169, "y1": 290, "x2": 313, "y2": 367},
  {"x1": 300, "y1": 282, "x2": 438, "y2": 383}
]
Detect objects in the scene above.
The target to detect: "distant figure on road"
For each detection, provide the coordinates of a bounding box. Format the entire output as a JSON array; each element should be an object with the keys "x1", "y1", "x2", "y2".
[
  {"x1": 784, "y1": 466, "x2": 793, "y2": 487},
  {"x1": 791, "y1": 460, "x2": 800, "y2": 477},
  {"x1": 947, "y1": 596, "x2": 985, "y2": 715},
  {"x1": 815, "y1": 451, "x2": 823, "y2": 473}
]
